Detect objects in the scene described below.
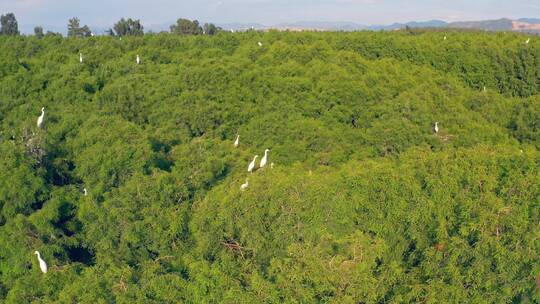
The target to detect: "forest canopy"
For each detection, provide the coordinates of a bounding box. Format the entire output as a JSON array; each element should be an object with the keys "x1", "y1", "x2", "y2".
[{"x1": 0, "y1": 28, "x2": 539, "y2": 303}]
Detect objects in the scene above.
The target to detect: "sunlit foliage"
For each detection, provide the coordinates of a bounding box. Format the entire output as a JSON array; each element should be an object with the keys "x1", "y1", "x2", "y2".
[{"x1": 0, "y1": 30, "x2": 538, "y2": 303}]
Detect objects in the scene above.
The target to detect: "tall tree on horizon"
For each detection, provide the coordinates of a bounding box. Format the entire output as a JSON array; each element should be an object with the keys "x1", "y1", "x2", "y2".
[
  {"x1": 34, "y1": 26, "x2": 44, "y2": 38},
  {"x1": 170, "y1": 18, "x2": 203, "y2": 35},
  {"x1": 113, "y1": 18, "x2": 144, "y2": 36},
  {"x1": 0, "y1": 13, "x2": 19, "y2": 36},
  {"x1": 203, "y1": 23, "x2": 221, "y2": 35},
  {"x1": 67, "y1": 17, "x2": 92, "y2": 37}
]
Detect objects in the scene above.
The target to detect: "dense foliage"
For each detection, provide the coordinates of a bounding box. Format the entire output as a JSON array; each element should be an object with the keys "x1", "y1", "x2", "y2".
[{"x1": 0, "y1": 30, "x2": 539, "y2": 303}]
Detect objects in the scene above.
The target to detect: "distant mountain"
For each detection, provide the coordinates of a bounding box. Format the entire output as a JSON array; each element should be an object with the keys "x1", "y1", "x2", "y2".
[
  {"x1": 447, "y1": 18, "x2": 540, "y2": 33},
  {"x1": 274, "y1": 21, "x2": 367, "y2": 31},
  {"x1": 370, "y1": 20, "x2": 448, "y2": 30},
  {"x1": 448, "y1": 18, "x2": 514, "y2": 31},
  {"x1": 216, "y1": 23, "x2": 268, "y2": 31},
  {"x1": 518, "y1": 18, "x2": 540, "y2": 24}
]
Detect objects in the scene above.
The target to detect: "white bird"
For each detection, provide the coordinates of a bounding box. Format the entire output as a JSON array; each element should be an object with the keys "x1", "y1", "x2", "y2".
[
  {"x1": 240, "y1": 178, "x2": 249, "y2": 191},
  {"x1": 483, "y1": 86, "x2": 487, "y2": 92},
  {"x1": 248, "y1": 155, "x2": 258, "y2": 173},
  {"x1": 260, "y1": 149, "x2": 270, "y2": 168},
  {"x1": 79, "y1": 52, "x2": 83, "y2": 63},
  {"x1": 83, "y1": 188, "x2": 88, "y2": 196},
  {"x1": 34, "y1": 251, "x2": 48, "y2": 274},
  {"x1": 434, "y1": 122, "x2": 439, "y2": 134},
  {"x1": 258, "y1": 41, "x2": 262, "y2": 47},
  {"x1": 136, "y1": 54, "x2": 140, "y2": 65},
  {"x1": 37, "y1": 107, "x2": 45, "y2": 128},
  {"x1": 234, "y1": 135, "x2": 240, "y2": 147},
  {"x1": 525, "y1": 38, "x2": 530, "y2": 44},
  {"x1": 444, "y1": 36, "x2": 447, "y2": 40}
]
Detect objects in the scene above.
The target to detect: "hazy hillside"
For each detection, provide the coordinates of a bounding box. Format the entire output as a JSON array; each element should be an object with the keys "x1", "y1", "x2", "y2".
[
  {"x1": 0, "y1": 30, "x2": 539, "y2": 303},
  {"x1": 216, "y1": 18, "x2": 540, "y2": 33}
]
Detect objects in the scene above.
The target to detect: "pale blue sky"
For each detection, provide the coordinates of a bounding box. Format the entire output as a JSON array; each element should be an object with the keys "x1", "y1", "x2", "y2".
[{"x1": 2, "y1": 0, "x2": 539, "y2": 32}]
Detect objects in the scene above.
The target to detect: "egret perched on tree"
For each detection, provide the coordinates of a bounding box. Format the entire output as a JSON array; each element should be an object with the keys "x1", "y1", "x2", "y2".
[
  {"x1": 260, "y1": 149, "x2": 270, "y2": 168},
  {"x1": 136, "y1": 55, "x2": 140, "y2": 65},
  {"x1": 240, "y1": 178, "x2": 249, "y2": 191},
  {"x1": 37, "y1": 107, "x2": 45, "y2": 128},
  {"x1": 248, "y1": 155, "x2": 258, "y2": 173},
  {"x1": 83, "y1": 188, "x2": 88, "y2": 196},
  {"x1": 79, "y1": 52, "x2": 83, "y2": 63},
  {"x1": 234, "y1": 135, "x2": 240, "y2": 147},
  {"x1": 34, "y1": 251, "x2": 47, "y2": 274},
  {"x1": 434, "y1": 122, "x2": 439, "y2": 134},
  {"x1": 258, "y1": 41, "x2": 263, "y2": 47},
  {"x1": 525, "y1": 38, "x2": 530, "y2": 44}
]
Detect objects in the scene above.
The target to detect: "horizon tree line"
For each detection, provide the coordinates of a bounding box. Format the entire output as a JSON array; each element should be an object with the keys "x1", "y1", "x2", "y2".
[{"x1": 0, "y1": 13, "x2": 223, "y2": 37}]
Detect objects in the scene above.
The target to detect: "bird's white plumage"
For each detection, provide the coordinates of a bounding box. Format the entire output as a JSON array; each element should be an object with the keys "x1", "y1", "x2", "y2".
[
  {"x1": 37, "y1": 107, "x2": 45, "y2": 128},
  {"x1": 240, "y1": 178, "x2": 249, "y2": 191},
  {"x1": 444, "y1": 36, "x2": 447, "y2": 40},
  {"x1": 248, "y1": 155, "x2": 258, "y2": 173},
  {"x1": 83, "y1": 188, "x2": 88, "y2": 196},
  {"x1": 260, "y1": 149, "x2": 270, "y2": 168},
  {"x1": 79, "y1": 53, "x2": 83, "y2": 63},
  {"x1": 525, "y1": 38, "x2": 530, "y2": 44},
  {"x1": 258, "y1": 41, "x2": 262, "y2": 47},
  {"x1": 136, "y1": 55, "x2": 140, "y2": 64},
  {"x1": 234, "y1": 135, "x2": 240, "y2": 147},
  {"x1": 434, "y1": 122, "x2": 439, "y2": 134},
  {"x1": 34, "y1": 251, "x2": 47, "y2": 274}
]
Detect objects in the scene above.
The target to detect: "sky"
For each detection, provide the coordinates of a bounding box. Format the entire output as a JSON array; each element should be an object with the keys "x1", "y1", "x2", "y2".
[{"x1": 1, "y1": 0, "x2": 539, "y2": 33}]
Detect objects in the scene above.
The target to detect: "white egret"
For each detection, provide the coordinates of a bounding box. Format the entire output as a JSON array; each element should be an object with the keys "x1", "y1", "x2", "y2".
[
  {"x1": 83, "y1": 188, "x2": 88, "y2": 196},
  {"x1": 234, "y1": 135, "x2": 240, "y2": 147},
  {"x1": 37, "y1": 107, "x2": 45, "y2": 128},
  {"x1": 258, "y1": 41, "x2": 263, "y2": 47},
  {"x1": 525, "y1": 38, "x2": 530, "y2": 44},
  {"x1": 434, "y1": 122, "x2": 439, "y2": 134},
  {"x1": 444, "y1": 36, "x2": 447, "y2": 40},
  {"x1": 136, "y1": 55, "x2": 140, "y2": 65},
  {"x1": 240, "y1": 178, "x2": 249, "y2": 191},
  {"x1": 248, "y1": 155, "x2": 258, "y2": 173},
  {"x1": 260, "y1": 149, "x2": 270, "y2": 168},
  {"x1": 34, "y1": 251, "x2": 48, "y2": 274},
  {"x1": 79, "y1": 52, "x2": 83, "y2": 63}
]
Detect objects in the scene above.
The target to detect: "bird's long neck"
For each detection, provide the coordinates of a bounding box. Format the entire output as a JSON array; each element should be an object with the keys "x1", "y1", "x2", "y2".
[
  {"x1": 253, "y1": 156, "x2": 258, "y2": 161},
  {"x1": 264, "y1": 150, "x2": 268, "y2": 157},
  {"x1": 36, "y1": 252, "x2": 41, "y2": 258}
]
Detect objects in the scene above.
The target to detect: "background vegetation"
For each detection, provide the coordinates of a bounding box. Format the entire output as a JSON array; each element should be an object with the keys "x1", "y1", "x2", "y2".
[{"x1": 0, "y1": 18, "x2": 539, "y2": 303}]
